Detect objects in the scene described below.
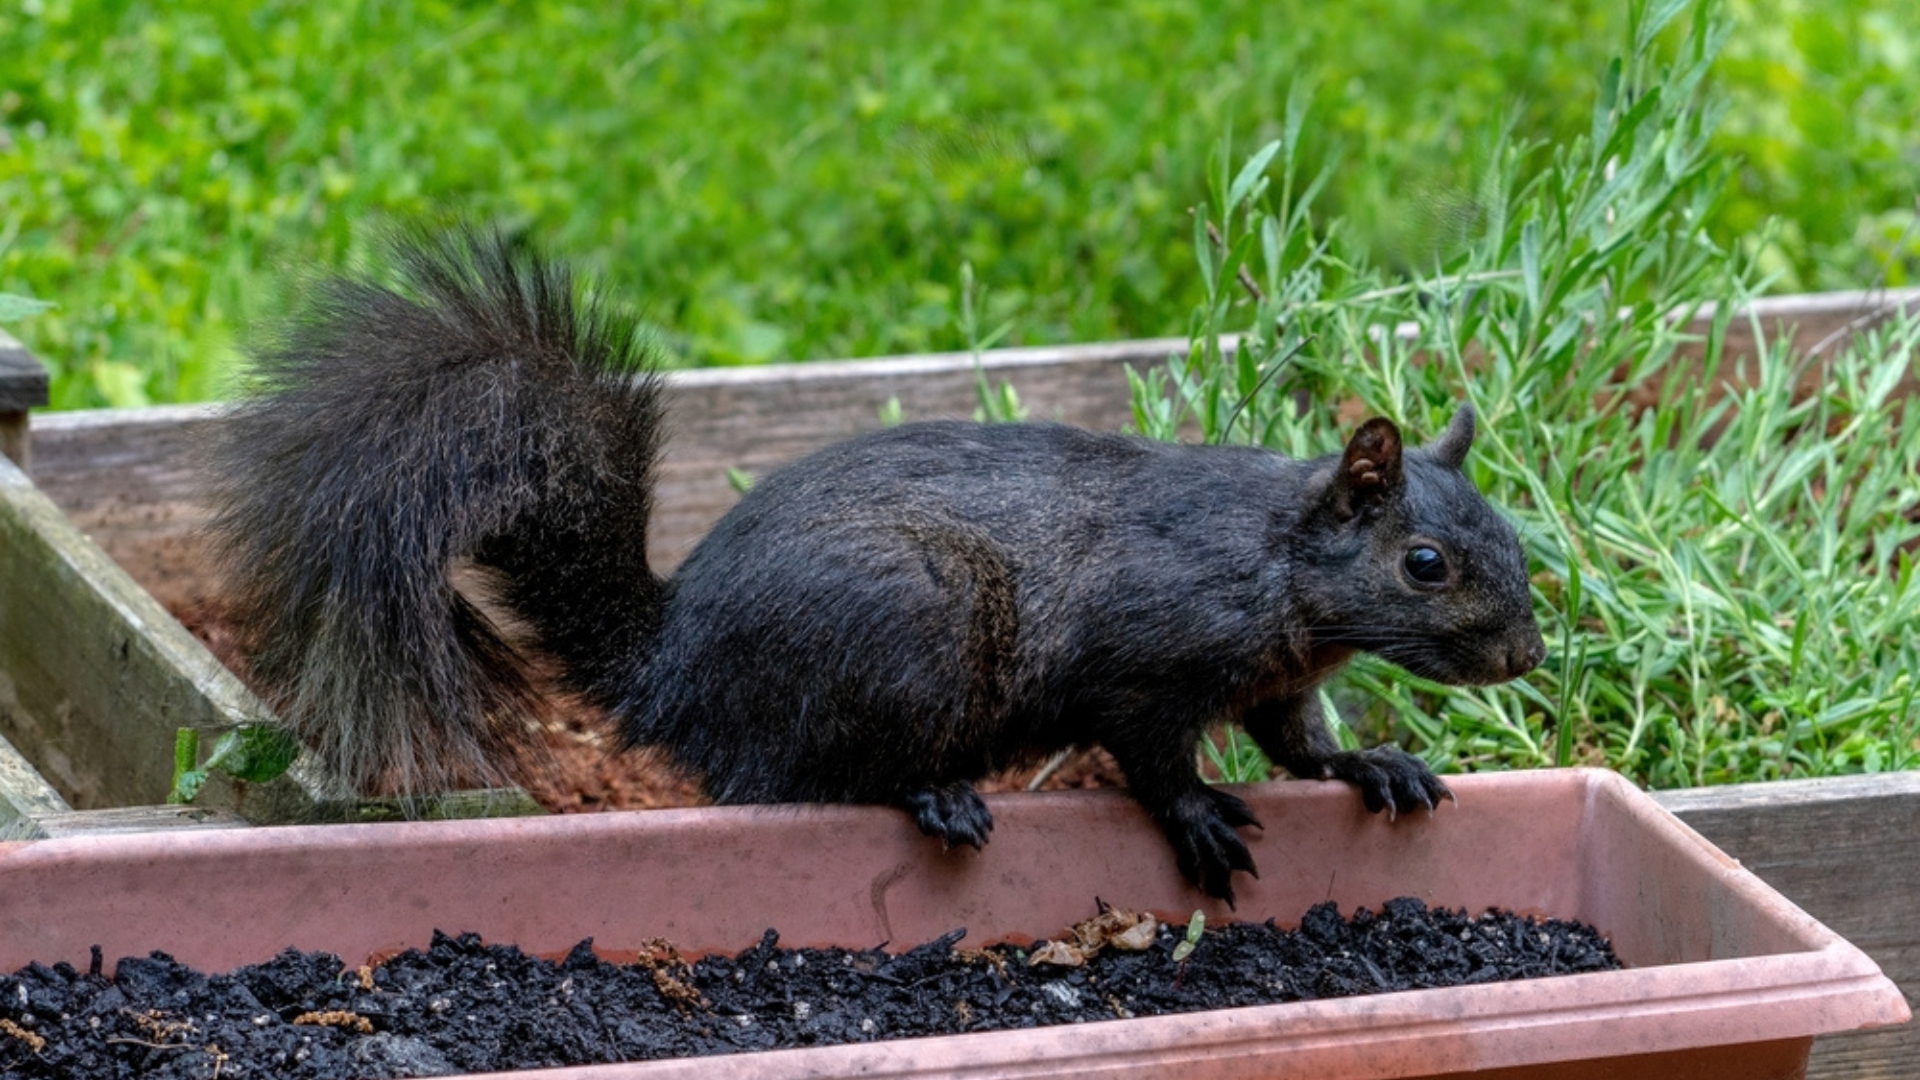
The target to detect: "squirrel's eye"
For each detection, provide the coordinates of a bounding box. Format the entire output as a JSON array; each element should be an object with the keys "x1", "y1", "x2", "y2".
[{"x1": 1404, "y1": 545, "x2": 1449, "y2": 585}]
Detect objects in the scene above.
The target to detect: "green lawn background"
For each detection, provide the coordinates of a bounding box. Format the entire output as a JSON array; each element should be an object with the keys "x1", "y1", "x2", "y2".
[{"x1": 2, "y1": 0, "x2": 1915, "y2": 408}]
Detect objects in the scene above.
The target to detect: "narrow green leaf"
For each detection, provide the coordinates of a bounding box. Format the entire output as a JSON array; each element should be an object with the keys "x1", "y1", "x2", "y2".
[
  {"x1": 1194, "y1": 206, "x2": 1217, "y2": 297},
  {"x1": 1596, "y1": 86, "x2": 1666, "y2": 172},
  {"x1": 1518, "y1": 219, "x2": 1542, "y2": 319},
  {"x1": 1227, "y1": 140, "x2": 1283, "y2": 215},
  {"x1": 0, "y1": 293, "x2": 54, "y2": 322},
  {"x1": 1260, "y1": 215, "x2": 1283, "y2": 290},
  {"x1": 1290, "y1": 157, "x2": 1338, "y2": 232},
  {"x1": 1281, "y1": 79, "x2": 1313, "y2": 168},
  {"x1": 1590, "y1": 58, "x2": 1622, "y2": 148},
  {"x1": 1634, "y1": 0, "x2": 1692, "y2": 53}
]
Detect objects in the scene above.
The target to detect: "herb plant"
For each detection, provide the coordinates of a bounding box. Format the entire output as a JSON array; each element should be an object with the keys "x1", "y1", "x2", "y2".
[{"x1": 1144, "y1": 0, "x2": 1920, "y2": 788}]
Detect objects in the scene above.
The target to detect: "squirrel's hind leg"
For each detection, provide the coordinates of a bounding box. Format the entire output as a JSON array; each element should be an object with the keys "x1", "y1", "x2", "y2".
[{"x1": 1103, "y1": 726, "x2": 1263, "y2": 906}]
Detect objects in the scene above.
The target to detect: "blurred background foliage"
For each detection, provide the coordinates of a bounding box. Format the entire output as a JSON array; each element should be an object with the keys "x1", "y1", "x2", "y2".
[{"x1": 1, "y1": 0, "x2": 1915, "y2": 408}]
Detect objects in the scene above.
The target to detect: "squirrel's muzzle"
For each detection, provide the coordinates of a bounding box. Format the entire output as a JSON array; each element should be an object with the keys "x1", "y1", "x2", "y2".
[{"x1": 1503, "y1": 634, "x2": 1547, "y2": 680}]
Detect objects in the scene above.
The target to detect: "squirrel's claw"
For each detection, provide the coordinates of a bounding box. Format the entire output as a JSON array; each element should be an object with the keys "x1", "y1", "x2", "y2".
[
  {"x1": 1161, "y1": 786, "x2": 1264, "y2": 909},
  {"x1": 1326, "y1": 746, "x2": 1452, "y2": 822},
  {"x1": 1206, "y1": 787, "x2": 1263, "y2": 831}
]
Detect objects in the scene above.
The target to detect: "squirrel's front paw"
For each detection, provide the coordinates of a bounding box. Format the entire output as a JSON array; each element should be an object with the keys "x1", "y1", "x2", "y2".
[
  {"x1": 1325, "y1": 746, "x2": 1452, "y2": 820},
  {"x1": 904, "y1": 782, "x2": 995, "y2": 850},
  {"x1": 1159, "y1": 787, "x2": 1263, "y2": 907}
]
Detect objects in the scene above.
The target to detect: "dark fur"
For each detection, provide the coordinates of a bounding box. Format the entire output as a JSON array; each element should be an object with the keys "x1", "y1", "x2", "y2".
[{"x1": 209, "y1": 228, "x2": 1544, "y2": 903}]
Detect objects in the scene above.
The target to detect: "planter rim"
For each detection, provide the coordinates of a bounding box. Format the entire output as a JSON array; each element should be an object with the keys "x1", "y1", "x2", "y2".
[{"x1": 0, "y1": 768, "x2": 1907, "y2": 1080}]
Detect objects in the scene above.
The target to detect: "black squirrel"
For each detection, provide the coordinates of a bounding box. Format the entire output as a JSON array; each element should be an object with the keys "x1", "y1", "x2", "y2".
[{"x1": 208, "y1": 226, "x2": 1545, "y2": 903}]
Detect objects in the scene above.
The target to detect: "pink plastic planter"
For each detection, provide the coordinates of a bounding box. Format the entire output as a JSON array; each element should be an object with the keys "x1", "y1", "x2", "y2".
[{"x1": 0, "y1": 768, "x2": 1906, "y2": 1078}]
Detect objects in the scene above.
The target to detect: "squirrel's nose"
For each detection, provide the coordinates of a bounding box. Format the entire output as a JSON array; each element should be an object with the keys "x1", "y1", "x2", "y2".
[{"x1": 1506, "y1": 637, "x2": 1546, "y2": 679}]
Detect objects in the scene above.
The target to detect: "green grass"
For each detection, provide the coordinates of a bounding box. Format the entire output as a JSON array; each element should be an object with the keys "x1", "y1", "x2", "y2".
[
  {"x1": 1149, "y1": 0, "x2": 1920, "y2": 789},
  {"x1": 1, "y1": 0, "x2": 1915, "y2": 408}
]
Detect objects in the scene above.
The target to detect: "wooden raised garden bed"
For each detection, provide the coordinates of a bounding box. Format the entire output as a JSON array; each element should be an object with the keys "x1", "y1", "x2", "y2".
[{"x1": 0, "y1": 289, "x2": 1916, "y2": 1077}]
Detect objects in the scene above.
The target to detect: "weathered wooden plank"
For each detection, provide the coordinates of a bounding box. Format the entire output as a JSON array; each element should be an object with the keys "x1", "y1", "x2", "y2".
[
  {"x1": 18, "y1": 403, "x2": 230, "y2": 612},
  {"x1": 0, "y1": 451, "x2": 280, "y2": 809},
  {"x1": 1656, "y1": 772, "x2": 1920, "y2": 1080},
  {"x1": 1698, "y1": 287, "x2": 1920, "y2": 356},
  {"x1": 27, "y1": 804, "x2": 250, "y2": 839}
]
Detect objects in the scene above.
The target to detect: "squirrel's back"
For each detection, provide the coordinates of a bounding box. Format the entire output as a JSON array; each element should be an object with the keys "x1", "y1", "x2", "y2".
[{"x1": 622, "y1": 420, "x2": 1308, "y2": 802}]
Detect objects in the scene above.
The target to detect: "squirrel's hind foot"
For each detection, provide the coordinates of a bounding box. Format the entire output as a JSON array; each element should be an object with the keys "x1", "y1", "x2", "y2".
[{"x1": 904, "y1": 781, "x2": 995, "y2": 851}]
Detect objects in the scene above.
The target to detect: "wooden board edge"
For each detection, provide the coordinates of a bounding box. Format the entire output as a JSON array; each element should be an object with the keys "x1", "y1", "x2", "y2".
[
  {"x1": 1652, "y1": 770, "x2": 1920, "y2": 815},
  {"x1": 0, "y1": 452, "x2": 330, "y2": 817}
]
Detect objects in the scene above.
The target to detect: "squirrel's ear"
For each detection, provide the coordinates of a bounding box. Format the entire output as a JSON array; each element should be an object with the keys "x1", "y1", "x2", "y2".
[
  {"x1": 1428, "y1": 404, "x2": 1475, "y2": 470},
  {"x1": 1331, "y1": 417, "x2": 1404, "y2": 520}
]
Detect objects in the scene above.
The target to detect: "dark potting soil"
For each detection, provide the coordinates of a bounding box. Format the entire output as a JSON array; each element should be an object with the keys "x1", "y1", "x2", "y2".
[{"x1": 0, "y1": 898, "x2": 1621, "y2": 1079}]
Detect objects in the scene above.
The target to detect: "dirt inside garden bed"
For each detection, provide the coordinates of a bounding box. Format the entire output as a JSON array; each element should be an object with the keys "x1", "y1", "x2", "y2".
[
  {"x1": 0, "y1": 897, "x2": 1621, "y2": 1079},
  {"x1": 169, "y1": 598, "x2": 1132, "y2": 813}
]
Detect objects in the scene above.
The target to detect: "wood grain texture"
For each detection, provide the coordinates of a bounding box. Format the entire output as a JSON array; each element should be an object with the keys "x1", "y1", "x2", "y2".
[
  {"x1": 20, "y1": 403, "x2": 228, "y2": 612},
  {"x1": 1657, "y1": 774, "x2": 1920, "y2": 1080},
  {"x1": 26, "y1": 804, "x2": 250, "y2": 839}
]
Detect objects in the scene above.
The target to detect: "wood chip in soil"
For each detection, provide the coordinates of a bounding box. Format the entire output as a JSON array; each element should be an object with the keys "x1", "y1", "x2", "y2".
[{"x1": 0, "y1": 898, "x2": 1620, "y2": 1078}]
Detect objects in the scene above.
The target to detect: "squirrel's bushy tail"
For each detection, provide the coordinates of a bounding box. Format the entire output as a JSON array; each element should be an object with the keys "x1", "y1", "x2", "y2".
[{"x1": 208, "y1": 225, "x2": 665, "y2": 796}]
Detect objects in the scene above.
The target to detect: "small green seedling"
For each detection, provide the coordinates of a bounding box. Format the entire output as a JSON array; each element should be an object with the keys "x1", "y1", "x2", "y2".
[
  {"x1": 169, "y1": 725, "x2": 301, "y2": 803},
  {"x1": 973, "y1": 376, "x2": 1027, "y2": 425},
  {"x1": 958, "y1": 261, "x2": 1025, "y2": 425},
  {"x1": 1171, "y1": 909, "x2": 1205, "y2": 964}
]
